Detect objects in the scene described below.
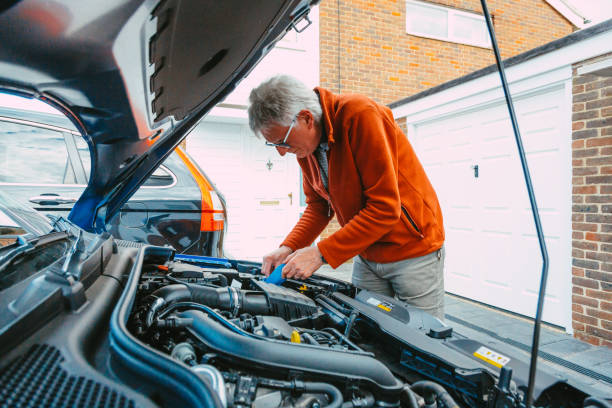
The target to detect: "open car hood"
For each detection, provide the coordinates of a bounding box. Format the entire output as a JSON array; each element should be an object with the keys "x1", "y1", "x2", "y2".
[{"x1": 0, "y1": 0, "x2": 316, "y2": 232}]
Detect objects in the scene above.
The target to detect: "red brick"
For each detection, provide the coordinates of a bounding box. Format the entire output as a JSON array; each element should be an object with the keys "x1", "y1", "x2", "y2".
[
  {"x1": 572, "y1": 222, "x2": 597, "y2": 232},
  {"x1": 587, "y1": 118, "x2": 612, "y2": 128},
  {"x1": 586, "y1": 97, "x2": 612, "y2": 110},
  {"x1": 573, "y1": 276, "x2": 600, "y2": 289},
  {"x1": 574, "y1": 331, "x2": 602, "y2": 346},
  {"x1": 573, "y1": 186, "x2": 597, "y2": 194},
  {"x1": 585, "y1": 232, "x2": 612, "y2": 243},
  {"x1": 573, "y1": 110, "x2": 598, "y2": 121},
  {"x1": 573, "y1": 303, "x2": 584, "y2": 313},
  {"x1": 572, "y1": 312, "x2": 599, "y2": 326},
  {"x1": 586, "y1": 325, "x2": 612, "y2": 342},
  {"x1": 585, "y1": 195, "x2": 612, "y2": 204},
  {"x1": 585, "y1": 270, "x2": 612, "y2": 283},
  {"x1": 573, "y1": 167, "x2": 597, "y2": 176},
  {"x1": 586, "y1": 136, "x2": 612, "y2": 147},
  {"x1": 586, "y1": 307, "x2": 612, "y2": 322},
  {"x1": 573, "y1": 294, "x2": 599, "y2": 308},
  {"x1": 586, "y1": 252, "x2": 612, "y2": 263},
  {"x1": 572, "y1": 321, "x2": 586, "y2": 332},
  {"x1": 572, "y1": 286, "x2": 584, "y2": 295},
  {"x1": 586, "y1": 214, "x2": 612, "y2": 224},
  {"x1": 586, "y1": 289, "x2": 612, "y2": 301},
  {"x1": 573, "y1": 240, "x2": 597, "y2": 251}
]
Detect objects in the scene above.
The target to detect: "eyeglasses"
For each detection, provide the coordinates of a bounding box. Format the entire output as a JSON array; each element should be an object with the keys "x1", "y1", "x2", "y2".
[{"x1": 265, "y1": 117, "x2": 296, "y2": 148}]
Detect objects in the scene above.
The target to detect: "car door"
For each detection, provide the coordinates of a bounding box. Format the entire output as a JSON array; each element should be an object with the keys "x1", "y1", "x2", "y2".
[{"x1": 0, "y1": 114, "x2": 85, "y2": 220}]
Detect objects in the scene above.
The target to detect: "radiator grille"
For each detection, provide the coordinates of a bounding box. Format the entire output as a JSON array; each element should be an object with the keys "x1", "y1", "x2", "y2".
[{"x1": 0, "y1": 344, "x2": 136, "y2": 408}]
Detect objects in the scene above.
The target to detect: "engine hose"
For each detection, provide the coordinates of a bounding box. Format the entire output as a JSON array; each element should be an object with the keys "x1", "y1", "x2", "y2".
[
  {"x1": 145, "y1": 284, "x2": 269, "y2": 328},
  {"x1": 181, "y1": 309, "x2": 404, "y2": 402},
  {"x1": 411, "y1": 381, "x2": 459, "y2": 408},
  {"x1": 341, "y1": 391, "x2": 376, "y2": 408},
  {"x1": 400, "y1": 385, "x2": 420, "y2": 408},
  {"x1": 584, "y1": 397, "x2": 612, "y2": 408},
  {"x1": 317, "y1": 295, "x2": 353, "y2": 315},
  {"x1": 303, "y1": 382, "x2": 343, "y2": 408},
  {"x1": 255, "y1": 378, "x2": 343, "y2": 408}
]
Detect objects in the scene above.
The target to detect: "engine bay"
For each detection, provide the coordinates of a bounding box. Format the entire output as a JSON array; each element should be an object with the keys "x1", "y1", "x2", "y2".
[{"x1": 120, "y1": 249, "x2": 590, "y2": 408}]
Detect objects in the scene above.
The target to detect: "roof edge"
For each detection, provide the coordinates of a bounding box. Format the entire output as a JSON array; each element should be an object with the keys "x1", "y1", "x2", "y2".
[{"x1": 388, "y1": 18, "x2": 612, "y2": 109}]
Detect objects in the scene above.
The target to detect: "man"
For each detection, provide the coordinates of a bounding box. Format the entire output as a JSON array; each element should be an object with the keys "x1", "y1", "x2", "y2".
[{"x1": 248, "y1": 75, "x2": 446, "y2": 319}]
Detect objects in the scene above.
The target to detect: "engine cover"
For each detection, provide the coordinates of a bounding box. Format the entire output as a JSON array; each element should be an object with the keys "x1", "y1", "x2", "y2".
[{"x1": 251, "y1": 280, "x2": 318, "y2": 320}]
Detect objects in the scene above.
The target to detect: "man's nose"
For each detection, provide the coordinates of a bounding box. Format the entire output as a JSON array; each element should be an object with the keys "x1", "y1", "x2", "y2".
[{"x1": 276, "y1": 146, "x2": 288, "y2": 156}]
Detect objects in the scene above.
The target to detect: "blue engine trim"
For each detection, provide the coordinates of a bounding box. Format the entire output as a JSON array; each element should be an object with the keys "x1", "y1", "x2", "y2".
[{"x1": 173, "y1": 254, "x2": 233, "y2": 269}]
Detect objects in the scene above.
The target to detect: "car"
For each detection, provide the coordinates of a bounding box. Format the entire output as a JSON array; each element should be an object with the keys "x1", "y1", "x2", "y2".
[
  {"x1": 0, "y1": 102, "x2": 227, "y2": 257},
  {"x1": 0, "y1": 1, "x2": 610, "y2": 408}
]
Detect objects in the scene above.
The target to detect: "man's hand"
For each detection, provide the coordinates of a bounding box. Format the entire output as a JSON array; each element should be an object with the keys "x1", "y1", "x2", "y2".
[
  {"x1": 282, "y1": 245, "x2": 324, "y2": 280},
  {"x1": 261, "y1": 246, "x2": 293, "y2": 276}
]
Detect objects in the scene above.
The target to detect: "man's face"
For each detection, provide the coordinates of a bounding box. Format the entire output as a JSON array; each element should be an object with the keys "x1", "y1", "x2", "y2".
[{"x1": 261, "y1": 110, "x2": 320, "y2": 159}]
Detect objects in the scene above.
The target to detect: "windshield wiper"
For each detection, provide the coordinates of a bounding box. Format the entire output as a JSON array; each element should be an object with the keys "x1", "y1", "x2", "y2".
[{"x1": 0, "y1": 231, "x2": 70, "y2": 273}]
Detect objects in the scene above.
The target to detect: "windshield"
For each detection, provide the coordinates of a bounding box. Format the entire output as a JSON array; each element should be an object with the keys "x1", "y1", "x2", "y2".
[
  {"x1": 0, "y1": 190, "x2": 53, "y2": 248},
  {"x1": 0, "y1": 236, "x2": 69, "y2": 291}
]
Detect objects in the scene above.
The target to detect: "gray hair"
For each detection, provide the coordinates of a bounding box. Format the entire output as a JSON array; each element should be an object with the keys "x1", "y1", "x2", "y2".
[{"x1": 248, "y1": 75, "x2": 322, "y2": 137}]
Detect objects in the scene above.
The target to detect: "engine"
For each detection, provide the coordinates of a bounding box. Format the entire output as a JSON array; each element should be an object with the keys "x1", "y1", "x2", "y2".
[{"x1": 122, "y1": 254, "x2": 591, "y2": 408}]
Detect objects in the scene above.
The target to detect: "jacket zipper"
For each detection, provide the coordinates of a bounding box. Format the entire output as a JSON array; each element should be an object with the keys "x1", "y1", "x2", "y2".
[{"x1": 401, "y1": 205, "x2": 422, "y2": 236}]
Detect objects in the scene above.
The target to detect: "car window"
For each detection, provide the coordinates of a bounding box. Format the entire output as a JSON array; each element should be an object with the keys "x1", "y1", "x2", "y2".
[
  {"x1": 74, "y1": 137, "x2": 175, "y2": 188},
  {"x1": 0, "y1": 120, "x2": 77, "y2": 184},
  {"x1": 143, "y1": 166, "x2": 175, "y2": 187},
  {"x1": 74, "y1": 136, "x2": 91, "y2": 181}
]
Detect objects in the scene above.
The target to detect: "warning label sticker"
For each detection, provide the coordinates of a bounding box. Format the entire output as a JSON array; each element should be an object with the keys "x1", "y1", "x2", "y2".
[
  {"x1": 366, "y1": 297, "x2": 393, "y2": 312},
  {"x1": 473, "y1": 346, "x2": 510, "y2": 368}
]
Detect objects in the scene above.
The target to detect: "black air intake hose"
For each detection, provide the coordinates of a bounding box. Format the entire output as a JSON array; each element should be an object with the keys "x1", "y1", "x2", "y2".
[
  {"x1": 179, "y1": 309, "x2": 403, "y2": 404},
  {"x1": 411, "y1": 381, "x2": 458, "y2": 408},
  {"x1": 145, "y1": 284, "x2": 269, "y2": 327}
]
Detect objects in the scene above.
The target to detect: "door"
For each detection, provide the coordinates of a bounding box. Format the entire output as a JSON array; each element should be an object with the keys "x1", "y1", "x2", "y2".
[
  {"x1": 187, "y1": 120, "x2": 300, "y2": 261},
  {"x1": 412, "y1": 86, "x2": 571, "y2": 327},
  {"x1": 0, "y1": 117, "x2": 84, "y2": 219}
]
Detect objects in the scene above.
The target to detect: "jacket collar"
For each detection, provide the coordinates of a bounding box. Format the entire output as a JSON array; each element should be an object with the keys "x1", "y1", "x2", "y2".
[{"x1": 314, "y1": 87, "x2": 336, "y2": 145}]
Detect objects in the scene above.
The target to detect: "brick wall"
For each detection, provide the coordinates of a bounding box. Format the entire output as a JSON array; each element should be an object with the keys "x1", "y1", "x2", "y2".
[
  {"x1": 571, "y1": 53, "x2": 612, "y2": 347},
  {"x1": 319, "y1": 0, "x2": 574, "y2": 105}
]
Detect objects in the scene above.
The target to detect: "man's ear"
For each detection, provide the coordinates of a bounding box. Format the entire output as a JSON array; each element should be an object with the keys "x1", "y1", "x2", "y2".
[{"x1": 298, "y1": 109, "x2": 313, "y2": 128}]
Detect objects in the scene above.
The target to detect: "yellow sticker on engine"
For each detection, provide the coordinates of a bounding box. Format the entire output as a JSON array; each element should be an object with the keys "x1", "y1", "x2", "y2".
[
  {"x1": 473, "y1": 346, "x2": 510, "y2": 368},
  {"x1": 299, "y1": 285, "x2": 308, "y2": 291},
  {"x1": 366, "y1": 297, "x2": 393, "y2": 312}
]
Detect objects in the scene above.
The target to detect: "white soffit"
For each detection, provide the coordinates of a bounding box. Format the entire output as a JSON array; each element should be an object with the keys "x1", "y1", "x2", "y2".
[{"x1": 577, "y1": 57, "x2": 612, "y2": 77}]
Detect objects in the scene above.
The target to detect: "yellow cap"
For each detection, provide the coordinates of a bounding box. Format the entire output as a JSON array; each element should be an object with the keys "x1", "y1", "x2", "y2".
[{"x1": 290, "y1": 330, "x2": 301, "y2": 343}]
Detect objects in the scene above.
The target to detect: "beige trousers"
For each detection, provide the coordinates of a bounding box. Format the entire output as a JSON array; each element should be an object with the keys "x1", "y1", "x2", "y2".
[{"x1": 351, "y1": 246, "x2": 446, "y2": 320}]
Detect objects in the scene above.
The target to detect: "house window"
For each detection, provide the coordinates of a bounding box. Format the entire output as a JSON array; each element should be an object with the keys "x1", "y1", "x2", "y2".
[{"x1": 405, "y1": 0, "x2": 491, "y2": 48}]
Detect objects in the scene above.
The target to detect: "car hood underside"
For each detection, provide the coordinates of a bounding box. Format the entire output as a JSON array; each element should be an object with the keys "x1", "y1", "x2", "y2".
[{"x1": 0, "y1": 0, "x2": 314, "y2": 232}]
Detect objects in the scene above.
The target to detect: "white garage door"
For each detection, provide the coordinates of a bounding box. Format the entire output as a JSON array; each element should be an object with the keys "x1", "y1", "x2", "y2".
[
  {"x1": 413, "y1": 86, "x2": 571, "y2": 328},
  {"x1": 187, "y1": 120, "x2": 300, "y2": 261}
]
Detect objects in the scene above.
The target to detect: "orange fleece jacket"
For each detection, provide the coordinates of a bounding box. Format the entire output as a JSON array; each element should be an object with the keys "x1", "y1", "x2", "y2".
[{"x1": 281, "y1": 88, "x2": 444, "y2": 268}]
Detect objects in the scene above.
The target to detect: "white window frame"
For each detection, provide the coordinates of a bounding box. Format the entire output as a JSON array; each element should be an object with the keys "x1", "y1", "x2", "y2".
[{"x1": 405, "y1": 0, "x2": 491, "y2": 48}]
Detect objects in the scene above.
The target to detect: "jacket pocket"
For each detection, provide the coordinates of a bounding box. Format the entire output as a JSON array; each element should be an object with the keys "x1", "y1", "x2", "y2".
[{"x1": 401, "y1": 205, "x2": 424, "y2": 239}]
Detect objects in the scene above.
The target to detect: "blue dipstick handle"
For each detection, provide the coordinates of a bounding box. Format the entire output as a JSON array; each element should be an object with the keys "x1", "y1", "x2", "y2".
[{"x1": 264, "y1": 263, "x2": 286, "y2": 285}]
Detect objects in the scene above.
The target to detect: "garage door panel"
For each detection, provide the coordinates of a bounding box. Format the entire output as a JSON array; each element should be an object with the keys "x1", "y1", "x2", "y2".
[{"x1": 412, "y1": 87, "x2": 570, "y2": 328}]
